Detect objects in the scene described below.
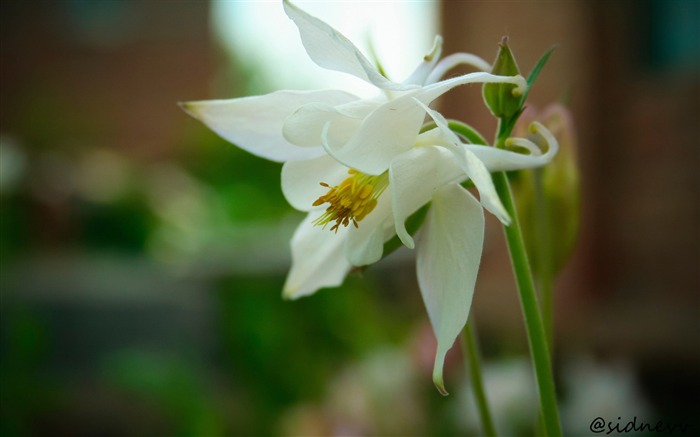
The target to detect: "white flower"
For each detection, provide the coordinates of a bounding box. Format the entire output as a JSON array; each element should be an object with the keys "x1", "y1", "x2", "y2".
[{"x1": 181, "y1": 0, "x2": 558, "y2": 394}]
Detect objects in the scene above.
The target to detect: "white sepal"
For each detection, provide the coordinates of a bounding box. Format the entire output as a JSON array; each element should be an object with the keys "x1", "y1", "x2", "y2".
[
  {"x1": 181, "y1": 90, "x2": 356, "y2": 162},
  {"x1": 416, "y1": 183, "x2": 484, "y2": 395},
  {"x1": 283, "y1": 212, "x2": 352, "y2": 299},
  {"x1": 283, "y1": 0, "x2": 416, "y2": 91}
]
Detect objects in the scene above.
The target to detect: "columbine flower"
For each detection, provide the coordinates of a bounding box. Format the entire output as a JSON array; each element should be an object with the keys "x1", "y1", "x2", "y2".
[{"x1": 181, "y1": 0, "x2": 558, "y2": 394}]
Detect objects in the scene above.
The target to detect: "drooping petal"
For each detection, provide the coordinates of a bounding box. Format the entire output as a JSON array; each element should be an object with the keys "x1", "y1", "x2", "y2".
[
  {"x1": 322, "y1": 72, "x2": 527, "y2": 175},
  {"x1": 389, "y1": 146, "x2": 463, "y2": 249},
  {"x1": 281, "y1": 154, "x2": 349, "y2": 211},
  {"x1": 344, "y1": 188, "x2": 394, "y2": 266},
  {"x1": 283, "y1": 0, "x2": 415, "y2": 91},
  {"x1": 181, "y1": 90, "x2": 356, "y2": 162},
  {"x1": 283, "y1": 212, "x2": 351, "y2": 299},
  {"x1": 403, "y1": 35, "x2": 443, "y2": 86},
  {"x1": 416, "y1": 100, "x2": 510, "y2": 225},
  {"x1": 465, "y1": 122, "x2": 559, "y2": 171},
  {"x1": 416, "y1": 183, "x2": 485, "y2": 395}
]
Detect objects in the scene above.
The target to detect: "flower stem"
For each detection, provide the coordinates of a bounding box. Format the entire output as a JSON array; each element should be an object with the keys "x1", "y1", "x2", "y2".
[
  {"x1": 532, "y1": 170, "x2": 555, "y2": 349},
  {"x1": 461, "y1": 321, "x2": 497, "y2": 437},
  {"x1": 493, "y1": 123, "x2": 562, "y2": 437},
  {"x1": 540, "y1": 274, "x2": 554, "y2": 350}
]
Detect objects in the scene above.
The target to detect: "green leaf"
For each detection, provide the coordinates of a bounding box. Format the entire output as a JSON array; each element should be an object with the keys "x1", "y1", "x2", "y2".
[{"x1": 519, "y1": 46, "x2": 556, "y2": 106}]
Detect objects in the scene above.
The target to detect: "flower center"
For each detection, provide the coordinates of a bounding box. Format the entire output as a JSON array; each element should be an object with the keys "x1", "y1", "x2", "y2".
[{"x1": 312, "y1": 169, "x2": 389, "y2": 232}]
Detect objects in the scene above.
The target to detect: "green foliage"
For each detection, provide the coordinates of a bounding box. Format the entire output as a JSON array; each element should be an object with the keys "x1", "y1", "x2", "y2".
[
  {"x1": 520, "y1": 46, "x2": 556, "y2": 106},
  {"x1": 212, "y1": 273, "x2": 412, "y2": 435},
  {"x1": 180, "y1": 128, "x2": 290, "y2": 223},
  {"x1": 102, "y1": 352, "x2": 225, "y2": 437},
  {"x1": 0, "y1": 194, "x2": 31, "y2": 263},
  {"x1": 78, "y1": 195, "x2": 155, "y2": 253},
  {"x1": 0, "y1": 307, "x2": 56, "y2": 437}
]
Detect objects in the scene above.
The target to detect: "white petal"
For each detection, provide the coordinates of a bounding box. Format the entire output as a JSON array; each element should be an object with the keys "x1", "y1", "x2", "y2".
[
  {"x1": 181, "y1": 90, "x2": 356, "y2": 162},
  {"x1": 456, "y1": 146, "x2": 511, "y2": 225},
  {"x1": 322, "y1": 72, "x2": 527, "y2": 175},
  {"x1": 403, "y1": 35, "x2": 443, "y2": 86},
  {"x1": 283, "y1": 101, "x2": 364, "y2": 148},
  {"x1": 281, "y1": 155, "x2": 349, "y2": 211},
  {"x1": 416, "y1": 183, "x2": 484, "y2": 395},
  {"x1": 389, "y1": 146, "x2": 463, "y2": 249},
  {"x1": 412, "y1": 73, "x2": 528, "y2": 126},
  {"x1": 425, "y1": 52, "x2": 492, "y2": 84},
  {"x1": 283, "y1": 0, "x2": 414, "y2": 91},
  {"x1": 344, "y1": 188, "x2": 394, "y2": 266},
  {"x1": 283, "y1": 212, "x2": 351, "y2": 299},
  {"x1": 465, "y1": 122, "x2": 559, "y2": 171},
  {"x1": 334, "y1": 97, "x2": 384, "y2": 118},
  {"x1": 416, "y1": 71, "x2": 527, "y2": 108},
  {"x1": 322, "y1": 93, "x2": 430, "y2": 175},
  {"x1": 416, "y1": 100, "x2": 510, "y2": 225}
]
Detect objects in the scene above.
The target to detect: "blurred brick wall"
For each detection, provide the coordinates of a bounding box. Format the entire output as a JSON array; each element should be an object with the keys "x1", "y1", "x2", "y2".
[{"x1": 0, "y1": 0, "x2": 214, "y2": 161}]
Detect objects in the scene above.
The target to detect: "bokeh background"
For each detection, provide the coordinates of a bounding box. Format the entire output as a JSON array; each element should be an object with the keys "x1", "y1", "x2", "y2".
[{"x1": 1, "y1": 1, "x2": 698, "y2": 436}]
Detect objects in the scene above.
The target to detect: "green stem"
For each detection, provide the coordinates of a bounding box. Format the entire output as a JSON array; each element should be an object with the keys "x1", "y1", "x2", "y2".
[
  {"x1": 493, "y1": 122, "x2": 562, "y2": 437},
  {"x1": 540, "y1": 275, "x2": 554, "y2": 350},
  {"x1": 533, "y1": 170, "x2": 555, "y2": 349},
  {"x1": 461, "y1": 321, "x2": 497, "y2": 437}
]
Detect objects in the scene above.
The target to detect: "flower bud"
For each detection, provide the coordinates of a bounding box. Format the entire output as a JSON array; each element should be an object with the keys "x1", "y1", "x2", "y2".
[
  {"x1": 511, "y1": 104, "x2": 580, "y2": 277},
  {"x1": 483, "y1": 37, "x2": 522, "y2": 120}
]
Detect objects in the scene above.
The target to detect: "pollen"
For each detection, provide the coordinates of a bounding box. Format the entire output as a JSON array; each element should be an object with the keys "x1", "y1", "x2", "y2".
[{"x1": 312, "y1": 169, "x2": 389, "y2": 232}]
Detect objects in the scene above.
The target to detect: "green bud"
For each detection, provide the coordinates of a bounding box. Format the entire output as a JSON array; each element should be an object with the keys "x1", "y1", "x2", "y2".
[
  {"x1": 511, "y1": 104, "x2": 580, "y2": 278},
  {"x1": 483, "y1": 37, "x2": 522, "y2": 119}
]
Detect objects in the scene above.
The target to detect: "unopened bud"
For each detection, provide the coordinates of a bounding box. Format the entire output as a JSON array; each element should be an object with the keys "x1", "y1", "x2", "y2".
[{"x1": 511, "y1": 104, "x2": 580, "y2": 277}]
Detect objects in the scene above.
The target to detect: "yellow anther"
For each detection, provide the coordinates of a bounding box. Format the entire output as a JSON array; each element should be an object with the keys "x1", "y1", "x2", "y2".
[
  {"x1": 358, "y1": 185, "x2": 372, "y2": 199},
  {"x1": 312, "y1": 169, "x2": 388, "y2": 232}
]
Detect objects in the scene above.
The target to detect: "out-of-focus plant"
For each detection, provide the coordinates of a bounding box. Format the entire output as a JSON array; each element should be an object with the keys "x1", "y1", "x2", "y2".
[{"x1": 511, "y1": 104, "x2": 580, "y2": 345}]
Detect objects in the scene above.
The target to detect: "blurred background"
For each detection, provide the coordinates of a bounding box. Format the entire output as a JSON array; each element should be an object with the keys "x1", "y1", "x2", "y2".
[{"x1": 1, "y1": 1, "x2": 698, "y2": 436}]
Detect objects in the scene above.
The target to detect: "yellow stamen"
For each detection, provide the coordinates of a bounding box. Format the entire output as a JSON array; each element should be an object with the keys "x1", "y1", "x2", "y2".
[{"x1": 313, "y1": 169, "x2": 388, "y2": 232}]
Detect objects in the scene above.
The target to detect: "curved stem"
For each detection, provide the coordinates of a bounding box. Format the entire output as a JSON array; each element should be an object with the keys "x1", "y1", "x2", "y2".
[
  {"x1": 461, "y1": 321, "x2": 497, "y2": 437},
  {"x1": 493, "y1": 122, "x2": 562, "y2": 437}
]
